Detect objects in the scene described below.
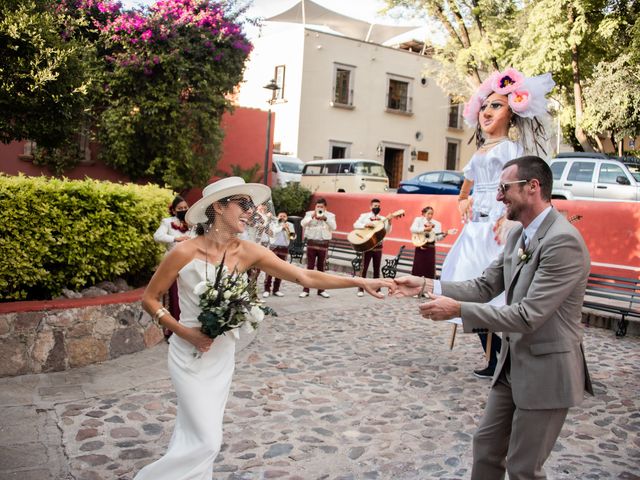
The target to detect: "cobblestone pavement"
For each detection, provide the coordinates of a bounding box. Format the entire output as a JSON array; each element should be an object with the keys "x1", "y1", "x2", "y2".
[{"x1": 1, "y1": 281, "x2": 639, "y2": 480}]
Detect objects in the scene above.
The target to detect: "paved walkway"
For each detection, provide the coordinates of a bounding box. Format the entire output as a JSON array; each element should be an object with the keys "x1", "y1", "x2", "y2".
[{"x1": 1, "y1": 281, "x2": 639, "y2": 480}]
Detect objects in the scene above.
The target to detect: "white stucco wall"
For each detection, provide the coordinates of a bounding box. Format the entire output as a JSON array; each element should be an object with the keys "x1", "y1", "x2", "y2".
[
  {"x1": 297, "y1": 29, "x2": 475, "y2": 178},
  {"x1": 238, "y1": 25, "x2": 475, "y2": 181}
]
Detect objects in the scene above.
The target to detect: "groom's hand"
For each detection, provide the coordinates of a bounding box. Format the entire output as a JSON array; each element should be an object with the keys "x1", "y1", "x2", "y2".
[
  {"x1": 391, "y1": 275, "x2": 432, "y2": 297},
  {"x1": 418, "y1": 292, "x2": 461, "y2": 321}
]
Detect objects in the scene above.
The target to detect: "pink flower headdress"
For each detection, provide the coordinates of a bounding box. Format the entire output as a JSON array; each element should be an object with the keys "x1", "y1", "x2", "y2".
[{"x1": 463, "y1": 68, "x2": 555, "y2": 127}]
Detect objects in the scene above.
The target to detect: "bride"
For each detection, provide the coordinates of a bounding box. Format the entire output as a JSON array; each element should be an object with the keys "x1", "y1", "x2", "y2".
[{"x1": 135, "y1": 177, "x2": 391, "y2": 479}]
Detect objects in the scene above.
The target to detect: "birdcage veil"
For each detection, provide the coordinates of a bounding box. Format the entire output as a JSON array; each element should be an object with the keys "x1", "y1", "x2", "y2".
[
  {"x1": 239, "y1": 198, "x2": 277, "y2": 245},
  {"x1": 185, "y1": 177, "x2": 276, "y2": 245}
]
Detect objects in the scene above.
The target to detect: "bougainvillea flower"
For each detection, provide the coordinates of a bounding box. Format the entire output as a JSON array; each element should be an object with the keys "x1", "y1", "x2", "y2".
[
  {"x1": 508, "y1": 90, "x2": 531, "y2": 113},
  {"x1": 491, "y1": 68, "x2": 524, "y2": 95}
]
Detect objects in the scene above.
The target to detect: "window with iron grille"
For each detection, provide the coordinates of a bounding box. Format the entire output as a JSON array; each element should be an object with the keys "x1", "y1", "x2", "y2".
[
  {"x1": 333, "y1": 64, "x2": 355, "y2": 106},
  {"x1": 386, "y1": 78, "x2": 412, "y2": 113},
  {"x1": 448, "y1": 97, "x2": 462, "y2": 129}
]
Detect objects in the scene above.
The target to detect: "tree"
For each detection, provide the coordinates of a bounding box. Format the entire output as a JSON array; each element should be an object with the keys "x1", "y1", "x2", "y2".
[
  {"x1": 384, "y1": 0, "x2": 520, "y2": 96},
  {"x1": 509, "y1": 0, "x2": 610, "y2": 151},
  {"x1": 2, "y1": 0, "x2": 252, "y2": 189},
  {"x1": 79, "y1": 0, "x2": 253, "y2": 190},
  {"x1": 582, "y1": 54, "x2": 640, "y2": 152},
  {"x1": 0, "y1": 0, "x2": 91, "y2": 152}
]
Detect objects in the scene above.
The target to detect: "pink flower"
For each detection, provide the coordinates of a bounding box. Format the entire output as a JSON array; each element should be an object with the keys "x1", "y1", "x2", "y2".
[
  {"x1": 141, "y1": 29, "x2": 153, "y2": 41},
  {"x1": 478, "y1": 72, "x2": 498, "y2": 98},
  {"x1": 463, "y1": 94, "x2": 483, "y2": 126},
  {"x1": 508, "y1": 90, "x2": 531, "y2": 113},
  {"x1": 491, "y1": 68, "x2": 524, "y2": 95}
]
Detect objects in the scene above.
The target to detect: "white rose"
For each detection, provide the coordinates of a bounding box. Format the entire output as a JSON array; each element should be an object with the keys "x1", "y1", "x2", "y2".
[
  {"x1": 193, "y1": 281, "x2": 208, "y2": 296},
  {"x1": 250, "y1": 306, "x2": 265, "y2": 323},
  {"x1": 223, "y1": 290, "x2": 232, "y2": 300}
]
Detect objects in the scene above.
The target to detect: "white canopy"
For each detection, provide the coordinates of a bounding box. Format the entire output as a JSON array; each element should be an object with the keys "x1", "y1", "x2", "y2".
[{"x1": 265, "y1": 0, "x2": 420, "y2": 45}]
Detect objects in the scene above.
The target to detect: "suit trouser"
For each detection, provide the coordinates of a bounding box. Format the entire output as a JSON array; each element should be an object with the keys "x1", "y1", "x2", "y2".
[
  {"x1": 264, "y1": 246, "x2": 289, "y2": 292},
  {"x1": 303, "y1": 241, "x2": 328, "y2": 294},
  {"x1": 472, "y1": 381, "x2": 568, "y2": 480}
]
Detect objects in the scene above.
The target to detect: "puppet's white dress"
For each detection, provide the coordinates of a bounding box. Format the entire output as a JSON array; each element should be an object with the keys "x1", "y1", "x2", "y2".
[{"x1": 441, "y1": 141, "x2": 523, "y2": 321}]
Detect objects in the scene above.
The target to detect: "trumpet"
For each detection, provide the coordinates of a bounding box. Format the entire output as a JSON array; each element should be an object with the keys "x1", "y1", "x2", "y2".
[{"x1": 283, "y1": 223, "x2": 296, "y2": 240}]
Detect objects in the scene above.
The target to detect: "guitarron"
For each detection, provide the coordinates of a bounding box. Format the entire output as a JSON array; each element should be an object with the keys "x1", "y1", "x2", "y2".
[{"x1": 348, "y1": 210, "x2": 405, "y2": 252}]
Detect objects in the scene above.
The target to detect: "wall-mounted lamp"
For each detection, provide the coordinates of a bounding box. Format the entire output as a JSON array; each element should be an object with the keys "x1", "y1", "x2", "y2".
[
  {"x1": 376, "y1": 143, "x2": 384, "y2": 157},
  {"x1": 411, "y1": 148, "x2": 417, "y2": 161}
]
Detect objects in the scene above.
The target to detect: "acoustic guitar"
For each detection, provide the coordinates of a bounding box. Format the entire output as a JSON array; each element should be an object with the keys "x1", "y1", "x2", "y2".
[
  {"x1": 412, "y1": 228, "x2": 458, "y2": 247},
  {"x1": 348, "y1": 210, "x2": 405, "y2": 252}
]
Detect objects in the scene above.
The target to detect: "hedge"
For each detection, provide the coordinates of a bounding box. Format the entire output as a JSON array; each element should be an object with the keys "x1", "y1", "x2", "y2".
[
  {"x1": 271, "y1": 183, "x2": 313, "y2": 217},
  {"x1": 0, "y1": 174, "x2": 174, "y2": 301}
]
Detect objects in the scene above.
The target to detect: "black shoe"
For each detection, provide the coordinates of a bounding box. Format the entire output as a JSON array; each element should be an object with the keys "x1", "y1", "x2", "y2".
[{"x1": 473, "y1": 367, "x2": 495, "y2": 379}]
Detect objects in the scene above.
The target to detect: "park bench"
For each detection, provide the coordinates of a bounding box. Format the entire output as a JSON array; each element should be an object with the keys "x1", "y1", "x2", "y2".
[
  {"x1": 583, "y1": 273, "x2": 640, "y2": 337},
  {"x1": 326, "y1": 238, "x2": 362, "y2": 276},
  {"x1": 288, "y1": 238, "x2": 306, "y2": 264}
]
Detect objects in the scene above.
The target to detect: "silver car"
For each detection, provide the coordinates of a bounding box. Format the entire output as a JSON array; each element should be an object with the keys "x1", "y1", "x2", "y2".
[{"x1": 550, "y1": 153, "x2": 640, "y2": 201}]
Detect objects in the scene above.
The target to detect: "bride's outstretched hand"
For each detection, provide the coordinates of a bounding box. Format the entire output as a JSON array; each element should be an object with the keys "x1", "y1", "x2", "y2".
[
  {"x1": 361, "y1": 278, "x2": 394, "y2": 298},
  {"x1": 391, "y1": 275, "x2": 427, "y2": 297}
]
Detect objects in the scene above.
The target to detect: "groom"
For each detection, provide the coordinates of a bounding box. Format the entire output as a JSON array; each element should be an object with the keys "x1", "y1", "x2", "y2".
[{"x1": 393, "y1": 156, "x2": 593, "y2": 480}]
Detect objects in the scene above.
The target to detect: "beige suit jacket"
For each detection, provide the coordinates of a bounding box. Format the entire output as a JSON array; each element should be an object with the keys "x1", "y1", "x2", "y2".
[{"x1": 442, "y1": 208, "x2": 593, "y2": 409}]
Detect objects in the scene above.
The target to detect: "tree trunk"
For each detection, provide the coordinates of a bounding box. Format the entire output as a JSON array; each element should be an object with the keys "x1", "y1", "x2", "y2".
[{"x1": 568, "y1": 5, "x2": 594, "y2": 152}]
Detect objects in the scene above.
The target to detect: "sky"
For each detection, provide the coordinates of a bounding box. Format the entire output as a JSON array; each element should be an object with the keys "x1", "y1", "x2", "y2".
[{"x1": 120, "y1": 0, "x2": 438, "y2": 44}]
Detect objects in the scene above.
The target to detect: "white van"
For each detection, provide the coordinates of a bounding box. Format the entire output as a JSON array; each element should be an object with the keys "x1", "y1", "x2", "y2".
[
  {"x1": 300, "y1": 159, "x2": 389, "y2": 193},
  {"x1": 271, "y1": 154, "x2": 304, "y2": 187}
]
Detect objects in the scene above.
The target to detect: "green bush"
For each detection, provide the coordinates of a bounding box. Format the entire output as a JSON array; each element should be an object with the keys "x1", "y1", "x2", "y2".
[
  {"x1": 0, "y1": 175, "x2": 174, "y2": 301},
  {"x1": 271, "y1": 183, "x2": 313, "y2": 217}
]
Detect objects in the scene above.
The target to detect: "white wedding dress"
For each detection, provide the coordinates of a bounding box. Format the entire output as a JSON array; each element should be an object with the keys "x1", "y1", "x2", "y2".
[
  {"x1": 134, "y1": 259, "x2": 237, "y2": 480},
  {"x1": 441, "y1": 141, "x2": 523, "y2": 322}
]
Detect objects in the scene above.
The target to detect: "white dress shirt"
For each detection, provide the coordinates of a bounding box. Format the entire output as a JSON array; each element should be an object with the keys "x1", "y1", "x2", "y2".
[
  {"x1": 270, "y1": 221, "x2": 295, "y2": 247},
  {"x1": 301, "y1": 210, "x2": 336, "y2": 241},
  {"x1": 153, "y1": 217, "x2": 194, "y2": 251}
]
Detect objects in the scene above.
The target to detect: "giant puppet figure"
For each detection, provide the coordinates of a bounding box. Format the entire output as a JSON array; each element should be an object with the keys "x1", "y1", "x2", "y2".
[{"x1": 441, "y1": 68, "x2": 555, "y2": 378}]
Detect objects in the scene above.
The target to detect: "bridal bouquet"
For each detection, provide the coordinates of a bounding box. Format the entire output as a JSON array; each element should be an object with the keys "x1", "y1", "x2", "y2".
[{"x1": 192, "y1": 255, "x2": 276, "y2": 355}]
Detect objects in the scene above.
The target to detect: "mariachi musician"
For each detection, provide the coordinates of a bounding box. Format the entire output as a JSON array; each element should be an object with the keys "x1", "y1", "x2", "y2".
[
  {"x1": 263, "y1": 211, "x2": 296, "y2": 298},
  {"x1": 409, "y1": 206, "x2": 447, "y2": 279},
  {"x1": 353, "y1": 198, "x2": 393, "y2": 297}
]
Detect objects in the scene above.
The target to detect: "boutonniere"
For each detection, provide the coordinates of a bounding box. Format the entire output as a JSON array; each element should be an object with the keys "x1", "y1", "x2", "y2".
[{"x1": 517, "y1": 247, "x2": 532, "y2": 265}]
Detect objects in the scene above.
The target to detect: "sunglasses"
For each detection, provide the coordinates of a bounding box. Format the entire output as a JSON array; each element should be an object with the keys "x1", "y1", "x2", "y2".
[
  {"x1": 224, "y1": 196, "x2": 256, "y2": 212},
  {"x1": 498, "y1": 180, "x2": 528, "y2": 194}
]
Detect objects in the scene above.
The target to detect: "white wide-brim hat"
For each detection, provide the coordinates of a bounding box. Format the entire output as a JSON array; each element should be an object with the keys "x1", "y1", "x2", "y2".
[{"x1": 185, "y1": 177, "x2": 271, "y2": 225}]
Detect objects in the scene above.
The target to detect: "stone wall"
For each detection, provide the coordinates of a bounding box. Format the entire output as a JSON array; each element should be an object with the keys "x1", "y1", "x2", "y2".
[{"x1": 0, "y1": 294, "x2": 163, "y2": 377}]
